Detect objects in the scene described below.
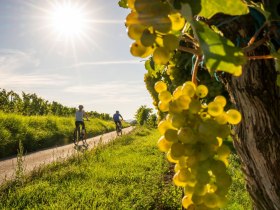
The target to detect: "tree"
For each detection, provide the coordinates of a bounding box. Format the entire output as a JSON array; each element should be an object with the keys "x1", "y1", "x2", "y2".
[
  {"x1": 120, "y1": 0, "x2": 280, "y2": 209},
  {"x1": 135, "y1": 105, "x2": 153, "y2": 125}
]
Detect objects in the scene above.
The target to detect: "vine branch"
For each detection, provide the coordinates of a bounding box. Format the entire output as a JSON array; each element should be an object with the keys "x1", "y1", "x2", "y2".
[
  {"x1": 247, "y1": 55, "x2": 275, "y2": 60},
  {"x1": 192, "y1": 55, "x2": 202, "y2": 86}
]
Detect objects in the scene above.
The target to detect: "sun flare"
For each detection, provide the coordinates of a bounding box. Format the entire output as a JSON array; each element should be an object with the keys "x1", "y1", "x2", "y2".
[{"x1": 49, "y1": 2, "x2": 88, "y2": 38}]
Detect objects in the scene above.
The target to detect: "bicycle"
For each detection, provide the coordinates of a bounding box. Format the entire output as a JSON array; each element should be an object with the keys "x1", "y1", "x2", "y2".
[
  {"x1": 73, "y1": 121, "x2": 89, "y2": 148},
  {"x1": 116, "y1": 121, "x2": 122, "y2": 136}
]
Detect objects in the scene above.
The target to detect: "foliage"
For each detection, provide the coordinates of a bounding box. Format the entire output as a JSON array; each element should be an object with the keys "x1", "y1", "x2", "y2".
[
  {"x1": 0, "y1": 111, "x2": 116, "y2": 158},
  {"x1": 0, "y1": 127, "x2": 182, "y2": 209},
  {"x1": 134, "y1": 105, "x2": 153, "y2": 125},
  {"x1": 0, "y1": 88, "x2": 112, "y2": 118}
]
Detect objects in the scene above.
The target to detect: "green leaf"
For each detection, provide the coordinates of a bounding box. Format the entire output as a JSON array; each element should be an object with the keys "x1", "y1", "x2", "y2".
[
  {"x1": 183, "y1": 0, "x2": 249, "y2": 18},
  {"x1": 118, "y1": 0, "x2": 128, "y2": 9},
  {"x1": 192, "y1": 21, "x2": 247, "y2": 74}
]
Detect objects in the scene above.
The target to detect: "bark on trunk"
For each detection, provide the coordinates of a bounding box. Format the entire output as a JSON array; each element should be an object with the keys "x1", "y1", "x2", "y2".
[{"x1": 209, "y1": 8, "x2": 280, "y2": 210}]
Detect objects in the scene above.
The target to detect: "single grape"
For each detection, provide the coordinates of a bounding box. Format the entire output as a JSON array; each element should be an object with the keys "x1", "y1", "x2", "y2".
[
  {"x1": 152, "y1": 16, "x2": 172, "y2": 33},
  {"x1": 158, "y1": 90, "x2": 172, "y2": 103},
  {"x1": 203, "y1": 193, "x2": 219, "y2": 208},
  {"x1": 226, "y1": 109, "x2": 241, "y2": 124},
  {"x1": 157, "y1": 136, "x2": 172, "y2": 152},
  {"x1": 207, "y1": 101, "x2": 223, "y2": 117},
  {"x1": 178, "y1": 127, "x2": 195, "y2": 144},
  {"x1": 153, "y1": 47, "x2": 170, "y2": 65},
  {"x1": 214, "y1": 112, "x2": 228, "y2": 124},
  {"x1": 170, "y1": 142, "x2": 185, "y2": 159},
  {"x1": 172, "y1": 86, "x2": 183, "y2": 99},
  {"x1": 196, "y1": 85, "x2": 208, "y2": 98},
  {"x1": 214, "y1": 95, "x2": 227, "y2": 107},
  {"x1": 189, "y1": 99, "x2": 201, "y2": 114},
  {"x1": 164, "y1": 129, "x2": 179, "y2": 143},
  {"x1": 182, "y1": 196, "x2": 194, "y2": 209},
  {"x1": 127, "y1": 24, "x2": 146, "y2": 40},
  {"x1": 130, "y1": 41, "x2": 153, "y2": 58},
  {"x1": 154, "y1": 81, "x2": 167, "y2": 93},
  {"x1": 176, "y1": 95, "x2": 191, "y2": 110},
  {"x1": 158, "y1": 101, "x2": 169, "y2": 112},
  {"x1": 182, "y1": 81, "x2": 196, "y2": 97}
]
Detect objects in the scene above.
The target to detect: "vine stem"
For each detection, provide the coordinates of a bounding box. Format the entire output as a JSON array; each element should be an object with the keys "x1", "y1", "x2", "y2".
[
  {"x1": 178, "y1": 46, "x2": 201, "y2": 56},
  {"x1": 247, "y1": 55, "x2": 275, "y2": 60},
  {"x1": 248, "y1": 21, "x2": 268, "y2": 46},
  {"x1": 192, "y1": 55, "x2": 202, "y2": 86}
]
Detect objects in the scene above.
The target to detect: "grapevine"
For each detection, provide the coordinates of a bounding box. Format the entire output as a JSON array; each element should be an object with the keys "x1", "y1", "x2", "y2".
[{"x1": 120, "y1": 0, "x2": 280, "y2": 209}]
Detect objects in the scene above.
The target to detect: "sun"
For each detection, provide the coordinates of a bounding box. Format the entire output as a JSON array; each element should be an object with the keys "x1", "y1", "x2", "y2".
[{"x1": 49, "y1": 2, "x2": 88, "y2": 38}]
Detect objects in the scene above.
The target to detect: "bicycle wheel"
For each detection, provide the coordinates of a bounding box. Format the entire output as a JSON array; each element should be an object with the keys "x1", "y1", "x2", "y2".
[{"x1": 73, "y1": 128, "x2": 79, "y2": 145}]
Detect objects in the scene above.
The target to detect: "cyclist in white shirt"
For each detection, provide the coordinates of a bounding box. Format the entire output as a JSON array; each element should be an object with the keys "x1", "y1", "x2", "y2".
[{"x1": 75, "y1": 105, "x2": 89, "y2": 135}]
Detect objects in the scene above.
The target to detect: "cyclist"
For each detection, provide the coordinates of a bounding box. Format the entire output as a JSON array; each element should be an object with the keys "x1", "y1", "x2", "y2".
[
  {"x1": 75, "y1": 105, "x2": 89, "y2": 138},
  {"x1": 113, "y1": 110, "x2": 123, "y2": 131}
]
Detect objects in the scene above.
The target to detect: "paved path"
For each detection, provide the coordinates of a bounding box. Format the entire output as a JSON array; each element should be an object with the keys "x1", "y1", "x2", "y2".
[{"x1": 0, "y1": 127, "x2": 134, "y2": 185}]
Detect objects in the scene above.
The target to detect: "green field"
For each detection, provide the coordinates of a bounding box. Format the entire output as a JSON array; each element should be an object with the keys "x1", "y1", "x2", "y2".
[
  {"x1": 0, "y1": 112, "x2": 122, "y2": 158},
  {"x1": 0, "y1": 127, "x2": 251, "y2": 209}
]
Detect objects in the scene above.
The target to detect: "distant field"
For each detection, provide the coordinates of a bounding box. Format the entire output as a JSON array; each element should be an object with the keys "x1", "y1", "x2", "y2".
[
  {"x1": 0, "y1": 112, "x2": 125, "y2": 158},
  {"x1": 0, "y1": 127, "x2": 182, "y2": 209}
]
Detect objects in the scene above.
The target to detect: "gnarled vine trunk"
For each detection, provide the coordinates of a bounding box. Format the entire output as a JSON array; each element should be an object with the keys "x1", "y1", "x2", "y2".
[{"x1": 210, "y1": 6, "x2": 280, "y2": 210}]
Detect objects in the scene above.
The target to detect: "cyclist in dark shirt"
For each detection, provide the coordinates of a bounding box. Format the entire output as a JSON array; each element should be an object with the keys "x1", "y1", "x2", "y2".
[{"x1": 113, "y1": 111, "x2": 123, "y2": 130}]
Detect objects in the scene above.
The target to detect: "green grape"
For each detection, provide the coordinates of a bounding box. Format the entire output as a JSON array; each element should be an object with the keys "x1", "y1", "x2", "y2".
[
  {"x1": 127, "y1": 24, "x2": 146, "y2": 40},
  {"x1": 171, "y1": 113, "x2": 186, "y2": 128},
  {"x1": 191, "y1": 194, "x2": 204, "y2": 205},
  {"x1": 178, "y1": 168, "x2": 191, "y2": 183},
  {"x1": 158, "y1": 101, "x2": 169, "y2": 112},
  {"x1": 189, "y1": 99, "x2": 201, "y2": 114},
  {"x1": 158, "y1": 90, "x2": 172, "y2": 103},
  {"x1": 214, "y1": 95, "x2": 227, "y2": 107},
  {"x1": 226, "y1": 109, "x2": 241, "y2": 124},
  {"x1": 176, "y1": 95, "x2": 191, "y2": 110},
  {"x1": 170, "y1": 142, "x2": 185, "y2": 159},
  {"x1": 193, "y1": 183, "x2": 207, "y2": 196},
  {"x1": 163, "y1": 34, "x2": 179, "y2": 51},
  {"x1": 169, "y1": 12, "x2": 185, "y2": 31},
  {"x1": 214, "y1": 112, "x2": 228, "y2": 124},
  {"x1": 207, "y1": 101, "x2": 223, "y2": 117},
  {"x1": 153, "y1": 47, "x2": 170, "y2": 65},
  {"x1": 164, "y1": 129, "x2": 179, "y2": 143},
  {"x1": 173, "y1": 172, "x2": 186, "y2": 186},
  {"x1": 216, "y1": 124, "x2": 230, "y2": 138},
  {"x1": 167, "y1": 150, "x2": 179, "y2": 163},
  {"x1": 210, "y1": 160, "x2": 226, "y2": 176},
  {"x1": 152, "y1": 16, "x2": 172, "y2": 33},
  {"x1": 158, "y1": 119, "x2": 173, "y2": 134},
  {"x1": 196, "y1": 85, "x2": 208, "y2": 98},
  {"x1": 203, "y1": 193, "x2": 219, "y2": 208},
  {"x1": 130, "y1": 41, "x2": 153, "y2": 58},
  {"x1": 154, "y1": 81, "x2": 167, "y2": 93},
  {"x1": 178, "y1": 127, "x2": 195, "y2": 144},
  {"x1": 149, "y1": 1, "x2": 170, "y2": 16},
  {"x1": 125, "y1": 11, "x2": 139, "y2": 26},
  {"x1": 200, "y1": 112, "x2": 210, "y2": 121},
  {"x1": 127, "y1": 0, "x2": 135, "y2": 10},
  {"x1": 169, "y1": 100, "x2": 183, "y2": 114},
  {"x1": 182, "y1": 195, "x2": 194, "y2": 209},
  {"x1": 134, "y1": 0, "x2": 156, "y2": 13},
  {"x1": 216, "y1": 173, "x2": 232, "y2": 189},
  {"x1": 182, "y1": 81, "x2": 196, "y2": 97},
  {"x1": 140, "y1": 29, "x2": 156, "y2": 46},
  {"x1": 172, "y1": 86, "x2": 183, "y2": 99},
  {"x1": 157, "y1": 136, "x2": 172, "y2": 152}
]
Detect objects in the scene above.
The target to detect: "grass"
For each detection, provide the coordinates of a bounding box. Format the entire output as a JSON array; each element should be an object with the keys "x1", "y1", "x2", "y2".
[
  {"x1": 0, "y1": 127, "x2": 182, "y2": 210},
  {"x1": 0, "y1": 111, "x2": 124, "y2": 158}
]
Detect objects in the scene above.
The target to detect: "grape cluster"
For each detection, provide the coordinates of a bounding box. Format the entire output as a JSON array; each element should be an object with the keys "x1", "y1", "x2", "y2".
[
  {"x1": 125, "y1": 0, "x2": 185, "y2": 64},
  {"x1": 155, "y1": 80, "x2": 241, "y2": 209}
]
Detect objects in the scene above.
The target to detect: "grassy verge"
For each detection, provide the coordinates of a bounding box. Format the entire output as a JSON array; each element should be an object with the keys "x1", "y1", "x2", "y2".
[
  {"x1": 0, "y1": 127, "x2": 182, "y2": 210},
  {"x1": 0, "y1": 112, "x2": 124, "y2": 158}
]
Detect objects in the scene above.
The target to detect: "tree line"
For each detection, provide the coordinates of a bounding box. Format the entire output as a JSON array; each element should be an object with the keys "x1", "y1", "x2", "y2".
[{"x1": 0, "y1": 88, "x2": 111, "y2": 120}]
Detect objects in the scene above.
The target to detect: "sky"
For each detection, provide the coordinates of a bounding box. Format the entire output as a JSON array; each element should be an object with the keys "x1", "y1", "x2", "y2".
[{"x1": 0, "y1": 0, "x2": 154, "y2": 119}]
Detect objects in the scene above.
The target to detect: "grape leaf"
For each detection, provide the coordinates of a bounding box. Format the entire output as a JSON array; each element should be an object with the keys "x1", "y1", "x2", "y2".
[
  {"x1": 118, "y1": 0, "x2": 128, "y2": 9},
  {"x1": 183, "y1": 0, "x2": 249, "y2": 18},
  {"x1": 192, "y1": 21, "x2": 247, "y2": 74}
]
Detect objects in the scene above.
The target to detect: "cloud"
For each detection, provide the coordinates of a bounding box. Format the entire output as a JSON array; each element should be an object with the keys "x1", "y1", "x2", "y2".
[
  {"x1": 0, "y1": 73, "x2": 69, "y2": 89},
  {"x1": 0, "y1": 49, "x2": 40, "y2": 73},
  {"x1": 64, "y1": 81, "x2": 151, "y2": 103}
]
